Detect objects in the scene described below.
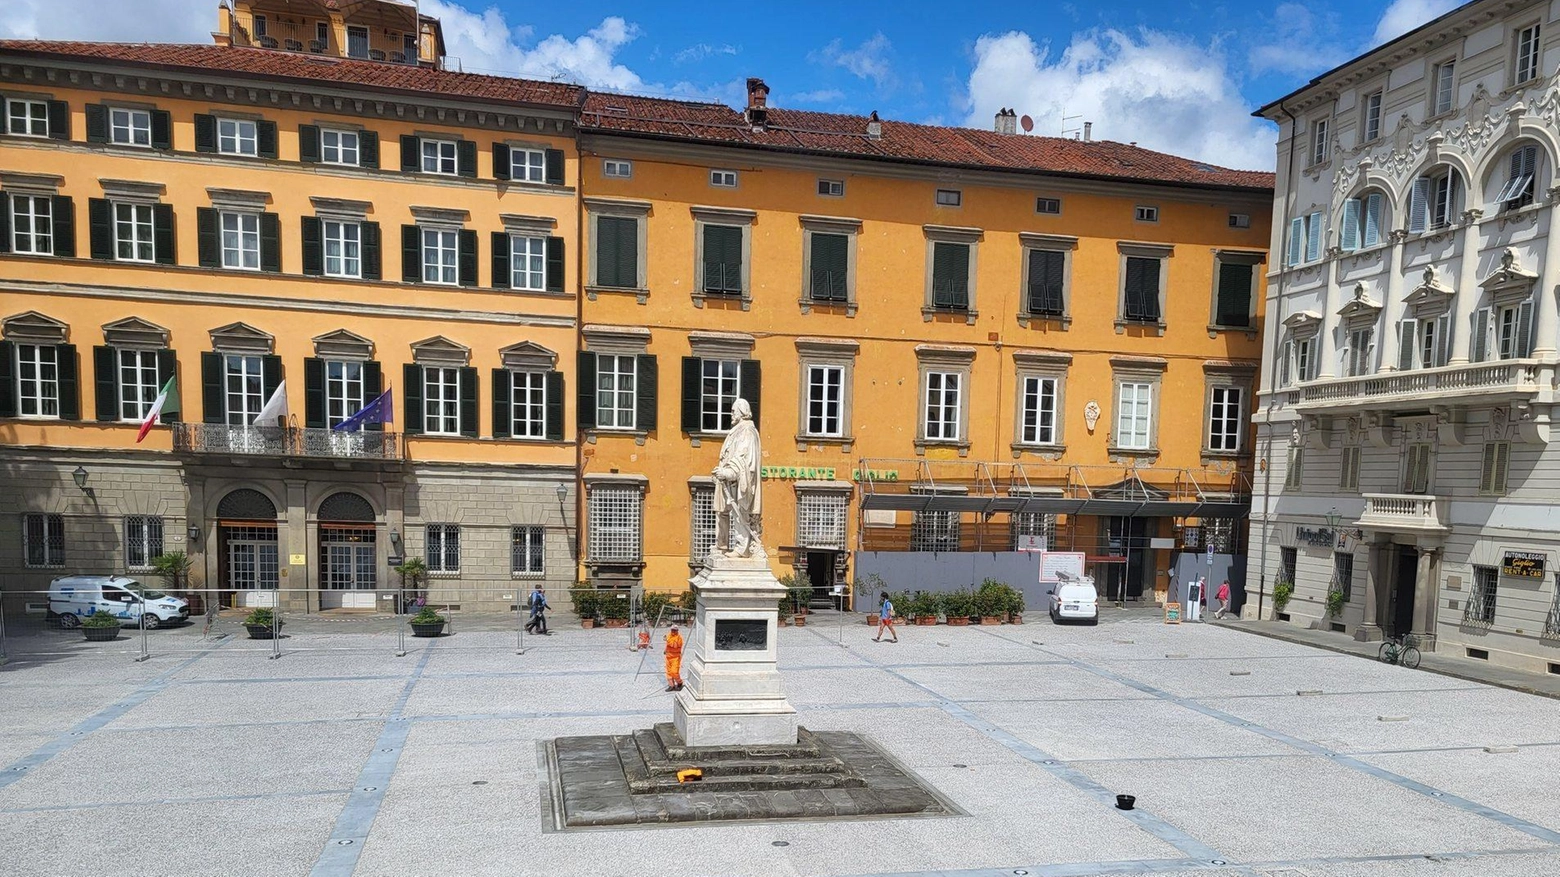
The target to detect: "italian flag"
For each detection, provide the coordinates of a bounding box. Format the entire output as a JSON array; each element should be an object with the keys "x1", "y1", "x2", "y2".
[{"x1": 136, "y1": 377, "x2": 179, "y2": 443}]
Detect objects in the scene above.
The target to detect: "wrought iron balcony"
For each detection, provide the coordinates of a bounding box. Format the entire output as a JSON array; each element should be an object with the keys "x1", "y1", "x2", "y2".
[
  {"x1": 1294, "y1": 360, "x2": 1547, "y2": 412},
  {"x1": 1356, "y1": 493, "x2": 1449, "y2": 533},
  {"x1": 173, "y1": 424, "x2": 403, "y2": 462}
]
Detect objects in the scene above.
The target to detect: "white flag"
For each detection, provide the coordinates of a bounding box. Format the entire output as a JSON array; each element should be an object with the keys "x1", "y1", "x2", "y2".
[{"x1": 254, "y1": 380, "x2": 288, "y2": 427}]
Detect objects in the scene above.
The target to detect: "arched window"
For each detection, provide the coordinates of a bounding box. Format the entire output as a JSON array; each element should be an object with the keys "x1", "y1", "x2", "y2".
[
  {"x1": 1408, "y1": 165, "x2": 1462, "y2": 232},
  {"x1": 318, "y1": 491, "x2": 375, "y2": 522},
  {"x1": 216, "y1": 488, "x2": 277, "y2": 521},
  {"x1": 1493, "y1": 144, "x2": 1540, "y2": 211},
  {"x1": 1341, "y1": 189, "x2": 1388, "y2": 250}
]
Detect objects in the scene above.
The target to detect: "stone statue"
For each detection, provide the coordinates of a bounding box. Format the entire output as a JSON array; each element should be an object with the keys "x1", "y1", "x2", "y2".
[{"x1": 713, "y1": 398, "x2": 763, "y2": 559}]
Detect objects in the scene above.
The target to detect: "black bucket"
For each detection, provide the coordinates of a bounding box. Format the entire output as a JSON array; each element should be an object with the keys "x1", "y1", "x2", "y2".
[{"x1": 1115, "y1": 794, "x2": 1136, "y2": 810}]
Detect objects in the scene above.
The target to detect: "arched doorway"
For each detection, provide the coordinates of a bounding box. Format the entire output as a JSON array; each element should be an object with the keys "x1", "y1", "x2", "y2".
[
  {"x1": 217, "y1": 488, "x2": 279, "y2": 608},
  {"x1": 318, "y1": 491, "x2": 377, "y2": 610}
]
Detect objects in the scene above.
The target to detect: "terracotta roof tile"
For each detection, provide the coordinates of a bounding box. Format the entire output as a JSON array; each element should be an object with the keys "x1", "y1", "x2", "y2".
[
  {"x1": 582, "y1": 93, "x2": 1273, "y2": 192},
  {"x1": 0, "y1": 41, "x2": 583, "y2": 110}
]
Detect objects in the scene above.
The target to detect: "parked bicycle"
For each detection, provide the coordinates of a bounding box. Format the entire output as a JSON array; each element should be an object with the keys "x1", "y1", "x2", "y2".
[{"x1": 1378, "y1": 634, "x2": 1421, "y2": 668}]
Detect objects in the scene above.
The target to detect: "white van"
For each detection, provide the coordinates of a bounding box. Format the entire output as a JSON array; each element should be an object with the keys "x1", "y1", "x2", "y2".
[
  {"x1": 49, "y1": 575, "x2": 190, "y2": 629},
  {"x1": 1047, "y1": 573, "x2": 1099, "y2": 625}
]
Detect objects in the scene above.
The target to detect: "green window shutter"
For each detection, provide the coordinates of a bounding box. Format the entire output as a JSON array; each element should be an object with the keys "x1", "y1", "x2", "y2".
[
  {"x1": 193, "y1": 114, "x2": 216, "y2": 153},
  {"x1": 0, "y1": 341, "x2": 13, "y2": 417},
  {"x1": 739, "y1": 359, "x2": 761, "y2": 428},
  {"x1": 635, "y1": 354, "x2": 658, "y2": 431},
  {"x1": 458, "y1": 366, "x2": 478, "y2": 436},
  {"x1": 51, "y1": 196, "x2": 76, "y2": 258},
  {"x1": 361, "y1": 221, "x2": 381, "y2": 280},
  {"x1": 152, "y1": 204, "x2": 176, "y2": 265},
  {"x1": 704, "y1": 225, "x2": 742, "y2": 293},
  {"x1": 457, "y1": 140, "x2": 477, "y2": 178},
  {"x1": 304, "y1": 358, "x2": 325, "y2": 429},
  {"x1": 88, "y1": 198, "x2": 113, "y2": 260},
  {"x1": 1125, "y1": 257, "x2": 1160, "y2": 320},
  {"x1": 196, "y1": 207, "x2": 220, "y2": 268},
  {"x1": 1216, "y1": 262, "x2": 1252, "y2": 327},
  {"x1": 810, "y1": 232, "x2": 848, "y2": 301},
  {"x1": 298, "y1": 125, "x2": 321, "y2": 163},
  {"x1": 301, "y1": 217, "x2": 323, "y2": 276},
  {"x1": 47, "y1": 100, "x2": 70, "y2": 140},
  {"x1": 616, "y1": 219, "x2": 638, "y2": 288},
  {"x1": 256, "y1": 120, "x2": 277, "y2": 159},
  {"x1": 576, "y1": 351, "x2": 597, "y2": 431},
  {"x1": 357, "y1": 131, "x2": 378, "y2": 168},
  {"x1": 94, "y1": 345, "x2": 118, "y2": 421},
  {"x1": 201, "y1": 351, "x2": 225, "y2": 423},
  {"x1": 680, "y1": 356, "x2": 702, "y2": 433},
  {"x1": 458, "y1": 229, "x2": 478, "y2": 287},
  {"x1": 55, "y1": 344, "x2": 79, "y2": 421},
  {"x1": 545, "y1": 236, "x2": 565, "y2": 292},
  {"x1": 150, "y1": 110, "x2": 171, "y2": 150},
  {"x1": 361, "y1": 361, "x2": 382, "y2": 432},
  {"x1": 491, "y1": 368, "x2": 512, "y2": 439},
  {"x1": 1027, "y1": 249, "x2": 1064, "y2": 315},
  {"x1": 85, "y1": 104, "x2": 108, "y2": 143},
  {"x1": 0, "y1": 193, "x2": 9, "y2": 254},
  {"x1": 932, "y1": 242, "x2": 968, "y2": 308},
  {"x1": 490, "y1": 232, "x2": 510, "y2": 289},
  {"x1": 261, "y1": 355, "x2": 282, "y2": 402},
  {"x1": 597, "y1": 216, "x2": 637, "y2": 288},
  {"x1": 492, "y1": 143, "x2": 511, "y2": 180},
  {"x1": 401, "y1": 224, "x2": 420, "y2": 283},
  {"x1": 545, "y1": 149, "x2": 565, "y2": 185},
  {"x1": 400, "y1": 135, "x2": 419, "y2": 172},
  {"x1": 157, "y1": 349, "x2": 180, "y2": 422},
  {"x1": 545, "y1": 370, "x2": 564, "y2": 441},
  {"x1": 402, "y1": 364, "x2": 424, "y2": 434}
]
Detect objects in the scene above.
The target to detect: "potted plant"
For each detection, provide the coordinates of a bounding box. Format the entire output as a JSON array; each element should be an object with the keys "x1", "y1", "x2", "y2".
[
  {"x1": 641, "y1": 590, "x2": 674, "y2": 626},
  {"x1": 943, "y1": 591, "x2": 973, "y2": 626},
  {"x1": 1006, "y1": 585, "x2": 1026, "y2": 624},
  {"x1": 1325, "y1": 585, "x2": 1347, "y2": 618},
  {"x1": 150, "y1": 550, "x2": 199, "y2": 614},
  {"x1": 601, "y1": 591, "x2": 631, "y2": 628},
  {"x1": 571, "y1": 588, "x2": 599, "y2": 628},
  {"x1": 911, "y1": 591, "x2": 940, "y2": 625},
  {"x1": 975, "y1": 579, "x2": 1007, "y2": 625},
  {"x1": 678, "y1": 589, "x2": 698, "y2": 613},
  {"x1": 1273, "y1": 579, "x2": 1295, "y2": 616},
  {"x1": 777, "y1": 591, "x2": 792, "y2": 626},
  {"x1": 394, "y1": 557, "x2": 430, "y2": 614},
  {"x1": 244, "y1": 607, "x2": 282, "y2": 640},
  {"x1": 409, "y1": 606, "x2": 447, "y2": 637},
  {"x1": 893, "y1": 591, "x2": 913, "y2": 625},
  {"x1": 81, "y1": 610, "x2": 121, "y2": 642}
]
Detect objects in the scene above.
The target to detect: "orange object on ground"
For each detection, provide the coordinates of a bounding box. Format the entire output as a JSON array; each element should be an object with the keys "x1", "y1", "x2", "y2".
[
  {"x1": 676, "y1": 768, "x2": 702, "y2": 783},
  {"x1": 637, "y1": 629, "x2": 650, "y2": 651},
  {"x1": 664, "y1": 629, "x2": 684, "y2": 687}
]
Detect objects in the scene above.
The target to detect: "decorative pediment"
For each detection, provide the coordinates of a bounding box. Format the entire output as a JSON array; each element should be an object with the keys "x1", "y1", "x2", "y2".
[
  {"x1": 2, "y1": 311, "x2": 69, "y2": 343},
  {"x1": 1282, "y1": 309, "x2": 1324, "y2": 337},
  {"x1": 1336, "y1": 283, "x2": 1383, "y2": 323},
  {"x1": 1403, "y1": 265, "x2": 1455, "y2": 317},
  {"x1": 102, "y1": 316, "x2": 170, "y2": 348},
  {"x1": 312, "y1": 329, "x2": 374, "y2": 360},
  {"x1": 209, "y1": 322, "x2": 274, "y2": 353},
  {"x1": 410, "y1": 335, "x2": 470, "y2": 366},
  {"x1": 1480, "y1": 247, "x2": 1539, "y2": 306},
  {"x1": 499, "y1": 341, "x2": 557, "y2": 370}
]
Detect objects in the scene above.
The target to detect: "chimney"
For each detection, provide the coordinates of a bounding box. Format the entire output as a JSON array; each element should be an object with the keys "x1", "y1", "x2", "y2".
[
  {"x1": 994, "y1": 107, "x2": 1017, "y2": 135},
  {"x1": 745, "y1": 77, "x2": 770, "y2": 130},
  {"x1": 866, "y1": 110, "x2": 882, "y2": 140},
  {"x1": 1083, "y1": 121, "x2": 1092, "y2": 142}
]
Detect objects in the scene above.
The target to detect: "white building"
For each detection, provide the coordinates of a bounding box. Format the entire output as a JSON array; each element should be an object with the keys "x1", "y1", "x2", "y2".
[{"x1": 1253, "y1": 0, "x2": 1560, "y2": 672}]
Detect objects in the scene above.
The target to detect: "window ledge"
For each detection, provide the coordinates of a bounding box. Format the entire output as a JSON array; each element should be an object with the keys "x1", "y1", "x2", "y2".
[
  {"x1": 1108, "y1": 446, "x2": 1160, "y2": 459},
  {"x1": 1207, "y1": 323, "x2": 1258, "y2": 339},
  {"x1": 1115, "y1": 319, "x2": 1166, "y2": 336},
  {"x1": 1016, "y1": 311, "x2": 1070, "y2": 328},
  {"x1": 795, "y1": 434, "x2": 855, "y2": 453},
  {"x1": 510, "y1": 572, "x2": 545, "y2": 579},
  {"x1": 1011, "y1": 442, "x2": 1066, "y2": 460},
  {"x1": 427, "y1": 571, "x2": 461, "y2": 579},
  {"x1": 799, "y1": 297, "x2": 857, "y2": 317},
  {"x1": 922, "y1": 307, "x2": 978, "y2": 325},
  {"x1": 692, "y1": 290, "x2": 751, "y2": 311},
  {"x1": 913, "y1": 439, "x2": 970, "y2": 457},
  {"x1": 585, "y1": 285, "x2": 649, "y2": 305},
  {"x1": 1200, "y1": 448, "x2": 1246, "y2": 459},
  {"x1": 585, "y1": 428, "x2": 649, "y2": 446}
]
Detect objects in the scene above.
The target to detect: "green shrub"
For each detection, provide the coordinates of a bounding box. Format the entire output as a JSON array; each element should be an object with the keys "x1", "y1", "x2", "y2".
[
  {"x1": 1005, "y1": 585, "x2": 1026, "y2": 615},
  {"x1": 974, "y1": 579, "x2": 1009, "y2": 617},
  {"x1": 243, "y1": 607, "x2": 277, "y2": 627},
  {"x1": 570, "y1": 588, "x2": 599, "y2": 619},
  {"x1": 600, "y1": 590, "x2": 631, "y2": 620},
  {"x1": 642, "y1": 590, "x2": 674, "y2": 623},
  {"x1": 908, "y1": 590, "x2": 943, "y2": 618},
  {"x1": 678, "y1": 589, "x2": 698, "y2": 612},
  {"x1": 82, "y1": 610, "x2": 120, "y2": 629},
  {"x1": 1273, "y1": 580, "x2": 1295, "y2": 614},
  {"x1": 411, "y1": 607, "x2": 445, "y2": 625},
  {"x1": 942, "y1": 590, "x2": 975, "y2": 619},
  {"x1": 1325, "y1": 586, "x2": 1347, "y2": 617}
]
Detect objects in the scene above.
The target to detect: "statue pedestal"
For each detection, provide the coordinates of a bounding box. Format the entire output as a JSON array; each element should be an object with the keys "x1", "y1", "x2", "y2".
[{"x1": 673, "y1": 553, "x2": 798, "y2": 747}]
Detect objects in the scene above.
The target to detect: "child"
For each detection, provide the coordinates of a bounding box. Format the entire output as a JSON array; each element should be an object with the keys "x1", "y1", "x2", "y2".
[
  {"x1": 664, "y1": 624, "x2": 684, "y2": 691},
  {"x1": 873, "y1": 591, "x2": 898, "y2": 643}
]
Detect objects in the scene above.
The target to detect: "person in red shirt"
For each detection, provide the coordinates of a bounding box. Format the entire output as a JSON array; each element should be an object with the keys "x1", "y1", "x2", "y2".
[
  {"x1": 1215, "y1": 580, "x2": 1232, "y2": 619},
  {"x1": 664, "y1": 625, "x2": 684, "y2": 691}
]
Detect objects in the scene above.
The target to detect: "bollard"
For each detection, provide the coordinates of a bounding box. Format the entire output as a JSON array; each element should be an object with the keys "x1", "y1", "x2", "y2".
[
  {"x1": 396, "y1": 605, "x2": 407, "y2": 658},
  {"x1": 136, "y1": 607, "x2": 151, "y2": 663},
  {"x1": 0, "y1": 599, "x2": 8, "y2": 666},
  {"x1": 515, "y1": 592, "x2": 526, "y2": 655},
  {"x1": 269, "y1": 597, "x2": 282, "y2": 660}
]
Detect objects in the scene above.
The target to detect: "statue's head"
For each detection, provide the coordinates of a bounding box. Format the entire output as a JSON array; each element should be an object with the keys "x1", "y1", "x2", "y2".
[{"x1": 730, "y1": 398, "x2": 752, "y2": 423}]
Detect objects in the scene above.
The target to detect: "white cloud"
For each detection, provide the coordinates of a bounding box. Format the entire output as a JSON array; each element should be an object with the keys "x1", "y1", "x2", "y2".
[
  {"x1": 788, "y1": 88, "x2": 846, "y2": 105},
  {"x1": 421, "y1": 3, "x2": 645, "y2": 90},
  {"x1": 963, "y1": 29, "x2": 1275, "y2": 171},
  {"x1": 813, "y1": 33, "x2": 894, "y2": 87},
  {"x1": 1372, "y1": 0, "x2": 1461, "y2": 46},
  {"x1": 1249, "y1": 4, "x2": 1348, "y2": 76},
  {"x1": 673, "y1": 43, "x2": 739, "y2": 64},
  {"x1": 0, "y1": 0, "x2": 211, "y2": 42}
]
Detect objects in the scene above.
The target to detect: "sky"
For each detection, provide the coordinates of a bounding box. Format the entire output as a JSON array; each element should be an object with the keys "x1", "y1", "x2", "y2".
[{"x1": 0, "y1": 0, "x2": 1467, "y2": 171}]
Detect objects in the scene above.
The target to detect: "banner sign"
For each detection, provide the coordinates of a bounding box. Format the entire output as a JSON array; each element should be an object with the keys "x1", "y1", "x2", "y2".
[
  {"x1": 1039, "y1": 551, "x2": 1086, "y2": 583},
  {"x1": 1502, "y1": 551, "x2": 1546, "y2": 579},
  {"x1": 1164, "y1": 602, "x2": 1182, "y2": 624}
]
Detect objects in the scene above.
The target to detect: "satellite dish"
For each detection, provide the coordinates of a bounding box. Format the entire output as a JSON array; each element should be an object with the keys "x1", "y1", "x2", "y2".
[{"x1": 1020, "y1": 114, "x2": 1034, "y2": 133}]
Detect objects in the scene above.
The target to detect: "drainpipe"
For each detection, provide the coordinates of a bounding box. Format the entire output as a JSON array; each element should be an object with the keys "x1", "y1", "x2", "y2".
[
  {"x1": 573, "y1": 122, "x2": 587, "y2": 585},
  {"x1": 1257, "y1": 99, "x2": 1299, "y2": 621}
]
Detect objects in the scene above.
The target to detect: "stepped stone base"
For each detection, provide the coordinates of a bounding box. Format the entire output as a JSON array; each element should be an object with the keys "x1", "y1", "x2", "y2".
[{"x1": 547, "y1": 724, "x2": 952, "y2": 828}]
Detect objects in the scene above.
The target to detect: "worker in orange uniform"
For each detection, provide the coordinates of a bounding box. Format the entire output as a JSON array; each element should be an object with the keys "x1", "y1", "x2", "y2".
[{"x1": 664, "y1": 624, "x2": 685, "y2": 692}]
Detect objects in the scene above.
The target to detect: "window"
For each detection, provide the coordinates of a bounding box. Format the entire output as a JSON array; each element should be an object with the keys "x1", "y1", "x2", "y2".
[
  {"x1": 1019, "y1": 376, "x2": 1057, "y2": 445},
  {"x1": 1399, "y1": 314, "x2": 1451, "y2": 370},
  {"x1": 1207, "y1": 386, "x2": 1243, "y2": 452},
  {"x1": 595, "y1": 215, "x2": 639, "y2": 288},
  {"x1": 1432, "y1": 59, "x2": 1456, "y2": 115},
  {"x1": 421, "y1": 139, "x2": 457, "y2": 175},
  {"x1": 1215, "y1": 260, "x2": 1255, "y2": 327},
  {"x1": 603, "y1": 159, "x2": 632, "y2": 178},
  {"x1": 253, "y1": 15, "x2": 267, "y2": 36},
  {"x1": 818, "y1": 178, "x2": 844, "y2": 197},
  {"x1": 1341, "y1": 446, "x2": 1361, "y2": 490},
  {"x1": 114, "y1": 202, "x2": 155, "y2": 262},
  {"x1": 698, "y1": 359, "x2": 741, "y2": 432},
  {"x1": 10, "y1": 194, "x2": 53, "y2": 255},
  {"x1": 595, "y1": 353, "x2": 637, "y2": 429},
  {"x1": 320, "y1": 128, "x2": 359, "y2": 166},
  {"x1": 1515, "y1": 23, "x2": 1542, "y2": 85},
  {"x1": 421, "y1": 228, "x2": 458, "y2": 285},
  {"x1": 23, "y1": 512, "x2": 64, "y2": 567},
  {"x1": 125, "y1": 515, "x2": 164, "y2": 570},
  {"x1": 690, "y1": 485, "x2": 718, "y2": 561},
  {"x1": 1362, "y1": 90, "x2": 1383, "y2": 142},
  {"x1": 1011, "y1": 512, "x2": 1056, "y2": 551},
  {"x1": 1135, "y1": 205, "x2": 1159, "y2": 222},
  {"x1": 220, "y1": 212, "x2": 260, "y2": 270},
  {"x1": 1496, "y1": 145, "x2": 1538, "y2": 210},
  {"x1": 422, "y1": 366, "x2": 460, "y2": 435},
  {"x1": 1285, "y1": 446, "x2": 1303, "y2": 489},
  {"x1": 118, "y1": 349, "x2": 159, "y2": 421},
  {"x1": 1333, "y1": 552, "x2": 1354, "y2": 602},
  {"x1": 347, "y1": 25, "x2": 370, "y2": 58},
  {"x1": 323, "y1": 220, "x2": 360, "y2": 278},
  {"x1": 1481, "y1": 441, "x2": 1510, "y2": 495},
  {"x1": 805, "y1": 364, "x2": 843, "y2": 437},
  {"x1": 1228, "y1": 213, "x2": 1250, "y2": 229},
  {"x1": 1116, "y1": 381, "x2": 1152, "y2": 450},
  {"x1": 1408, "y1": 168, "x2": 1462, "y2": 232},
  {"x1": 511, "y1": 525, "x2": 544, "y2": 576},
  {"x1": 1026, "y1": 249, "x2": 1065, "y2": 317},
  {"x1": 1310, "y1": 118, "x2": 1329, "y2": 166},
  {"x1": 6, "y1": 98, "x2": 48, "y2": 137},
  {"x1": 217, "y1": 118, "x2": 257, "y2": 156},
  {"x1": 509, "y1": 234, "x2": 546, "y2": 291},
  {"x1": 1036, "y1": 197, "x2": 1061, "y2": 215},
  {"x1": 509, "y1": 370, "x2": 547, "y2": 438},
  {"x1": 316, "y1": 21, "x2": 329, "y2": 47},
  {"x1": 1286, "y1": 211, "x2": 1324, "y2": 265},
  {"x1": 808, "y1": 231, "x2": 849, "y2": 302},
  {"x1": 224, "y1": 354, "x2": 264, "y2": 426},
  {"x1": 109, "y1": 107, "x2": 151, "y2": 146},
  {"x1": 509, "y1": 148, "x2": 545, "y2": 183},
  {"x1": 797, "y1": 491, "x2": 849, "y2": 549},
  {"x1": 1123, "y1": 256, "x2": 1161, "y2": 322},
  {"x1": 403, "y1": 32, "x2": 418, "y2": 61},
  {"x1": 1485, "y1": 299, "x2": 1537, "y2": 360},
  {"x1": 1341, "y1": 192, "x2": 1386, "y2": 250},
  {"x1": 924, "y1": 371, "x2": 961, "y2": 440},
  {"x1": 325, "y1": 360, "x2": 364, "y2": 428},
  {"x1": 1468, "y1": 566, "x2": 1498, "y2": 625},
  {"x1": 588, "y1": 485, "x2": 642, "y2": 563},
  {"x1": 425, "y1": 524, "x2": 460, "y2": 573},
  {"x1": 1403, "y1": 443, "x2": 1432, "y2": 494},
  {"x1": 1280, "y1": 546, "x2": 1298, "y2": 585},
  {"x1": 935, "y1": 189, "x2": 961, "y2": 207},
  {"x1": 15, "y1": 343, "x2": 59, "y2": 417},
  {"x1": 710, "y1": 169, "x2": 738, "y2": 188},
  {"x1": 701, "y1": 224, "x2": 743, "y2": 295},
  {"x1": 1346, "y1": 327, "x2": 1374, "y2": 377},
  {"x1": 931, "y1": 241, "x2": 970, "y2": 310},
  {"x1": 911, "y1": 507, "x2": 960, "y2": 552},
  {"x1": 1293, "y1": 338, "x2": 1315, "y2": 383}
]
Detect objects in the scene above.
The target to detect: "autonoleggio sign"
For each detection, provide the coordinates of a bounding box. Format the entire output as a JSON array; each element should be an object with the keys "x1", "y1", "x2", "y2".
[
  {"x1": 1502, "y1": 551, "x2": 1546, "y2": 579},
  {"x1": 759, "y1": 466, "x2": 899, "y2": 481}
]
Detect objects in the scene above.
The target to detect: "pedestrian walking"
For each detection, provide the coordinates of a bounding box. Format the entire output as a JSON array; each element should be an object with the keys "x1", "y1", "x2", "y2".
[
  {"x1": 1215, "y1": 580, "x2": 1231, "y2": 620},
  {"x1": 664, "y1": 624, "x2": 684, "y2": 691},
  {"x1": 873, "y1": 590, "x2": 898, "y2": 643},
  {"x1": 525, "y1": 583, "x2": 551, "y2": 635}
]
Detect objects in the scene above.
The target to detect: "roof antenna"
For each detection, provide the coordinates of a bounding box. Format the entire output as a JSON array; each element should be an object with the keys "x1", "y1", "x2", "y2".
[{"x1": 1061, "y1": 107, "x2": 1082, "y2": 139}]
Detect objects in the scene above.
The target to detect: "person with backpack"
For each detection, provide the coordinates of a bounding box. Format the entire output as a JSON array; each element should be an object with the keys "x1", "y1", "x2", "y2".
[
  {"x1": 525, "y1": 583, "x2": 551, "y2": 635},
  {"x1": 873, "y1": 590, "x2": 898, "y2": 643}
]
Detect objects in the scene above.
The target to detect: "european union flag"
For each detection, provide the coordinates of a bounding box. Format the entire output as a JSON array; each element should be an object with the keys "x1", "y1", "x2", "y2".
[{"x1": 333, "y1": 389, "x2": 394, "y2": 432}]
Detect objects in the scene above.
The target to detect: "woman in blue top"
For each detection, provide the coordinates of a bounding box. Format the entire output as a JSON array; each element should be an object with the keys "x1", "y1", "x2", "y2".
[{"x1": 873, "y1": 590, "x2": 898, "y2": 643}]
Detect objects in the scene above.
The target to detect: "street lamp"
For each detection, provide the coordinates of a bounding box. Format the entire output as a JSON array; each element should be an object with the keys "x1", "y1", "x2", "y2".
[
  {"x1": 71, "y1": 466, "x2": 88, "y2": 490},
  {"x1": 555, "y1": 483, "x2": 568, "y2": 503},
  {"x1": 1324, "y1": 508, "x2": 1341, "y2": 530}
]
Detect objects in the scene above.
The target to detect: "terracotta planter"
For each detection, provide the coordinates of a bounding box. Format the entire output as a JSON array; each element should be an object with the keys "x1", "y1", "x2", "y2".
[
  {"x1": 581, "y1": 618, "x2": 596, "y2": 629},
  {"x1": 915, "y1": 616, "x2": 937, "y2": 626},
  {"x1": 979, "y1": 616, "x2": 1002, "y2": 626},
  {"x1": 793, "y1": 614, "x2": 806, "y2": 627},
  {"x1": 947, "y1": 616, "x2": 970, "y2": 626},
  {"x1": 868, "y1": 615, "x2": 881, "y2": 626},
  {"x1": 604, "y1": 618, "x2": 628, "y2": 629},
  {"x1": 1008, "y1": 614, "x2": 1024, "y2": 625}
]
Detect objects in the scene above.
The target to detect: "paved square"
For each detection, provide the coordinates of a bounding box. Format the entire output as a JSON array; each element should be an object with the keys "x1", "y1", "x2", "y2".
[{"x1": 4, "y1": 610, "x2": 1560, "y2": 877}]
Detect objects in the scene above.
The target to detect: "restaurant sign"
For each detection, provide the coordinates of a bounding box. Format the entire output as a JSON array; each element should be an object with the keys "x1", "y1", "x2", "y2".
[{"x1": 1502, "y1": 551, "x2": 1546, "y2": 579}]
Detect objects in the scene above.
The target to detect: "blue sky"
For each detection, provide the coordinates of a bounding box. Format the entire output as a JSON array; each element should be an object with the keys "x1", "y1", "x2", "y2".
[{"x1": 0, "y1": 0, "x2": 1464, "y2": 169}]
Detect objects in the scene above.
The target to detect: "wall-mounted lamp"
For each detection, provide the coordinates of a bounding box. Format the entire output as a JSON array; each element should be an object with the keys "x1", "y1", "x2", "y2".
[
  {"x1": 187, "y1": 525, "x2": 201, "y2": 543},
  {"x1": 389, "y1": 529, "x2": 404, "y2": 554},
  {"x1": 1324, "y1": 508, "x2": 1341, "y2": 529},
  {"x1": 555, "y1": 483, "x2": 568, "y2": 503},
  {"x1": 72, "y1": 466, "x2": 89, "y2": 490}
]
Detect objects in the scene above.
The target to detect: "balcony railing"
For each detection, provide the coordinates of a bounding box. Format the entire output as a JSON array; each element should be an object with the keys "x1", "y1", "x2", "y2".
[
  {"x1": 1357, "y1": 493, "x2": 1449, "y2": 532},
  {"x1": 1296, "y1": 360, "x2": 1543, "y2": 409},
  {"x1": 174, "y1": 424, "x2": 403, "y2": 461}
]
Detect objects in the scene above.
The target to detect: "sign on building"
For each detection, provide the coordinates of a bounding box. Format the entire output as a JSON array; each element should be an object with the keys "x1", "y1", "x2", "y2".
[
  {"x1": 1039, "y1": 551, "x2": 1086, "y2": 583},
  {"x1": 1016, "y1": 534, "x2": 1046, "y2": 552},
  {"x1": 1502, "y1": 551, "x2": 1546, "y2": 579}
]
